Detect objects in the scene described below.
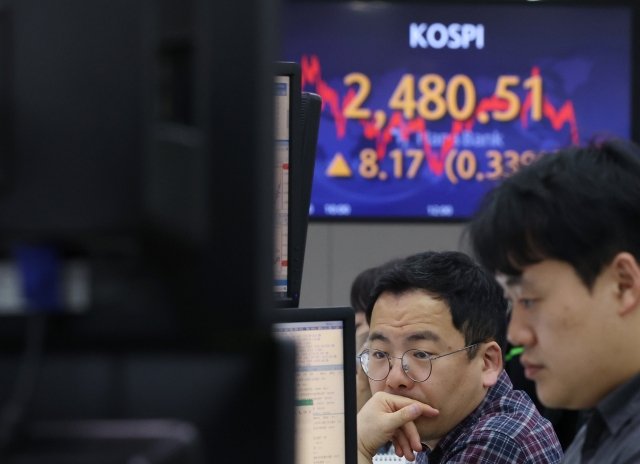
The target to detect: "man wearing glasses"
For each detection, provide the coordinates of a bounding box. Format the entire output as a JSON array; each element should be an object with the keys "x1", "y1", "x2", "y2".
[{"x1": 356, "y1": 251, "x2": 562, "y2": 464}]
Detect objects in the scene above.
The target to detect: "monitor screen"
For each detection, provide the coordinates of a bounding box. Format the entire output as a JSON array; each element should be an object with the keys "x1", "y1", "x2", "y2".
[
  {"x1": 273, "y1": 320, "x2": 346, "y2": 464},
  {"x1": 274, "y1": 75, "x2": 291, "y2": 296},
  {"x1": 282, "y1": 3, "x2": 632, "y2": 220}
]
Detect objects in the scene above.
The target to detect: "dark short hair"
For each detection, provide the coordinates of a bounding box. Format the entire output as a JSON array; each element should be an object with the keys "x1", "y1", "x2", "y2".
[
  {"x1": 350, "y1": 259, "x2": 402, "y2": 314},
  {"x1": 365, "y1": 251, "x2": 508, "y2": 358},
  {"x1": 468, "y1": 139, "x2": 640, "y2": 289}
]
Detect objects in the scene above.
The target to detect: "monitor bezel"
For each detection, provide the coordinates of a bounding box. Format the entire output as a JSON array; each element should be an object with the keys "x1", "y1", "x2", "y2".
[{"x1": 273, "y1": 306, "x2": 357, "y2": 464}]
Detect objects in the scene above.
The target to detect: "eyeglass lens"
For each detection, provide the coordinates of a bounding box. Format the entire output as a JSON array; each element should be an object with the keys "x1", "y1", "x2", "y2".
[{"x1": 362, "y1": 349, "x2": 433, "y2": 382}]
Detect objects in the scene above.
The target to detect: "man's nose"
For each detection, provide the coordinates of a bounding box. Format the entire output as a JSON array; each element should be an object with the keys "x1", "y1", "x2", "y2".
[
  {"x1": 507, "y1": 305, "x2": 536, "y2": 348},
  {"x1": 385, "y1": 356, "x2": 414, "y2": 390}
]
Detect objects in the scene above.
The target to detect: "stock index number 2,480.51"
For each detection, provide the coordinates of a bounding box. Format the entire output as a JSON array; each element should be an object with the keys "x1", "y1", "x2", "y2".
[{"x1": 344, "y1": 72, "x2": 543, "y2": 124}]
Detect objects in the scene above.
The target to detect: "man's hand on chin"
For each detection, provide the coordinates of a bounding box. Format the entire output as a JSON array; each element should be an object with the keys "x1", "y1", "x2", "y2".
[{"x1": 357, "y1": 391, "x2": 439, "y2": 464}]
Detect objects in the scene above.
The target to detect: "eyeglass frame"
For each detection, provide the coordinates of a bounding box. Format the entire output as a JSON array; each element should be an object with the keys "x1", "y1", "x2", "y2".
[{"x1": 357, "y1": 342, "x2": 482, "y2": 383}]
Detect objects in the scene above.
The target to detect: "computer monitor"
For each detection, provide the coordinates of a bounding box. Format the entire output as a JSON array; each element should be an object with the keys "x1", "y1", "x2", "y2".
[
  {"x1": 274, "y1": 63, "x2": 321, "y2": 308},
  {"x1": 273, "y1": 307, "x2": 357, "y2": 464},
  {"x1": 0, "y1": 1, "x2": 297, "y2": 463},
  {"x1": 273, "y1": 64, "x2": 300, "y2": 301}
]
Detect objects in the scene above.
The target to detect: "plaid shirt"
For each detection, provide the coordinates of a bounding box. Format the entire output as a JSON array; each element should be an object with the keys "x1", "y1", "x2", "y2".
[{"x1": 416, "y1": 370, "x2": 562, "y2": 464}]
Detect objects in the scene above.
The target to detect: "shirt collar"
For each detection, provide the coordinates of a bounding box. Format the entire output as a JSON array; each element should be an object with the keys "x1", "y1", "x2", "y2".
[{"x1": 595, "y1": 370, "x2": 640, "y2": 437}]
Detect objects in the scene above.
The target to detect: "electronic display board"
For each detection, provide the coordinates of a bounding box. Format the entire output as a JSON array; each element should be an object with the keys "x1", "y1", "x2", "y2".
[{"x1": 282, "y1": 3, "x2": 631, "y2": 219}]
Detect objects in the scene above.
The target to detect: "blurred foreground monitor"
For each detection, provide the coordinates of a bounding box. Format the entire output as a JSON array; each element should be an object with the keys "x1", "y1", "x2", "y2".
[{"x1": 0, "y1": 0, "x2": 300, "y2": 462}]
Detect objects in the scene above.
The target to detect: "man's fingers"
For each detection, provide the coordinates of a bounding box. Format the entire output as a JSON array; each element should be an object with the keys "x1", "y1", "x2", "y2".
[
  {"x1": 412, "y1": 402, "x2": 438, "y2": 418},
  {"x1": 380, "y1": 393, "x2": 439, "y2": 418},
  {"x1": 357, "y1": 392, "x2": 437, "y2": 461},
  {"x1": 401, "y1": 420, "x2": 423, "y2": 452},
  {"x1": 382, "y1": 403, "x2": 422, "y2": 433},
  {"x1": 378, "y1": 395, "x2": 437, "y2": 460},
  {"x1": 420, "y1": 403, "x2": 439, "y2": 417},
  {"x1": 391, "y1": 436, "x2": 402, "y2": 457},
  {"x1": 393, "y1": 429, "x2": 416, "y2": 462}
]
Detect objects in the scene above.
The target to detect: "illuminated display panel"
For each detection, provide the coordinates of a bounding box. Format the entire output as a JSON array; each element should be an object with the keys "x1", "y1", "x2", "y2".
[
  {"x1": 274, "y1": 76, "x2": 290, "y2": 295},
  {"x1": 282, "y1": 3, "x2": 631, "y2": 219},
  {"x1": 273, "y1": 321, "x2": 346, "y2": 464}
]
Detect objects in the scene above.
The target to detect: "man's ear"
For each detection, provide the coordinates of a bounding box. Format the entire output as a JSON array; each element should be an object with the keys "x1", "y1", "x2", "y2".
[
  {"x1": 479, "y1": 341, "x2": 502, "y2": 388},
  {"x1": 610, "y1": 252, "x2": 640, "y2": 317}
]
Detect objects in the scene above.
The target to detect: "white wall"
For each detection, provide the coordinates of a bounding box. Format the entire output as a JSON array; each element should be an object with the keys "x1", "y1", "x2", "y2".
[{"x1": 299, "y1": 222, "x2": 469, "y2": 308}]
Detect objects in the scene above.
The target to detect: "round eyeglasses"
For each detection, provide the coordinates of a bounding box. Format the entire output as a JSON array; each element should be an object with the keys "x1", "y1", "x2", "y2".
[{"x1": 357, "y1": 343, "x2": 481, "y2": 383}]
